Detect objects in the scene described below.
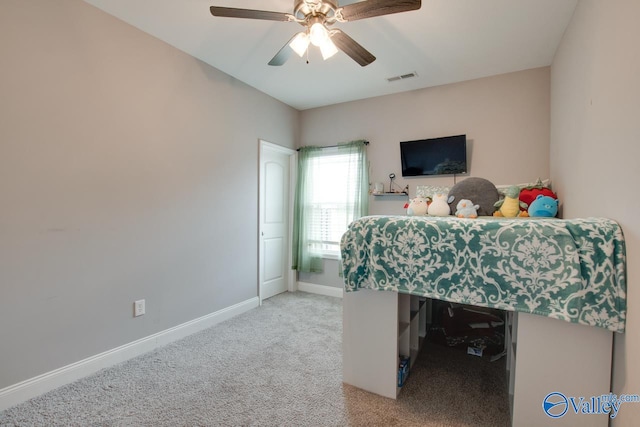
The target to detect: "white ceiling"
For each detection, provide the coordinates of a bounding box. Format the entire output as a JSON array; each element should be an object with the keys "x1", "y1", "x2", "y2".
[{"x1": 82, "y1": 0, "x2": 578, "y2": 110}]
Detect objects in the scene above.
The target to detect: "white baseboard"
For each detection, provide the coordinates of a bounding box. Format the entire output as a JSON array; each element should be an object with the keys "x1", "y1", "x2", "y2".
[
  {"x1": 297, "y1": 281, "x2": 344, "y2": 299},
  {"x1": 0, "y1": 297, "x2": 259, "y2": 412}
]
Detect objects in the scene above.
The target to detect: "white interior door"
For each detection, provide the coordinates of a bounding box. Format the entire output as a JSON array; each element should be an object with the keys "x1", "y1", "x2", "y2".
[{"x1": 259, "y1": 141, "x2": 295, "y2": 301}]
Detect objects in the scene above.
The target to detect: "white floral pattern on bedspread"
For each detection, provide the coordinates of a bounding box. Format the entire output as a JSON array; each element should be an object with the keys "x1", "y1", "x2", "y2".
[{"x1": 340, "y1": 216, "x2": 627, "y2": 333}]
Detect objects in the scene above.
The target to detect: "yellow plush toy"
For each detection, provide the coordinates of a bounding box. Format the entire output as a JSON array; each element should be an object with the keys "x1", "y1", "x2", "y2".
[{"x1": 493, "y1": 185, "x2": 528, "y2": 217}]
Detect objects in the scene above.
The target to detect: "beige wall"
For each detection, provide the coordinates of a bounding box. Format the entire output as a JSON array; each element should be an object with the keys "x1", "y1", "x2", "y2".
[
  {"x1": 299, "y1": 67, "x2": 551, "y2": 286},
  {"x1": 302, "y1": 67, "x2": 550, "y2": 205},
  {"x1": 0, "y1": 0, "x2": 298, "y2": 389},
  {"x1": 551, "y1": 0, "x2": 640, "y2": 424}
]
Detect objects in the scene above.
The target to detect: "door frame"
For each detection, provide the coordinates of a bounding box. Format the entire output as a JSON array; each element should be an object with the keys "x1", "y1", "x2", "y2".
[{"x1": 258, "y1": 139, "x2": 297, "y2": 305}]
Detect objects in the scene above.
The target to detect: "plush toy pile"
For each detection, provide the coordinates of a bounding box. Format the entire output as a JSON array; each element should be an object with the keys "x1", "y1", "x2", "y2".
[{"x1": 404, "y1": 177, "x2": 559, "y2": 218}]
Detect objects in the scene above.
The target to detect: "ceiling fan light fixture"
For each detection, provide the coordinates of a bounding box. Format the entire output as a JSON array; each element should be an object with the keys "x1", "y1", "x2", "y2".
[
  {"x1": 289, "y1": 32, "x2": 310, "y2": 57},
  {"x1": 320, "y1": 38, "x2": 338, "y2": 59},
  {"x1": 210, "y1": 0, "x2": 420, "y2": 67},
  {"x1": 309, "y1": 22, "x2": 329, "y2": 47}
]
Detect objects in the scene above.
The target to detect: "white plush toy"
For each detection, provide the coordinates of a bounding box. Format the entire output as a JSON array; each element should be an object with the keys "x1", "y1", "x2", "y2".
[
  {"x1": 427, "y1": 193, "x2": 451, "y2": 216},
  {"x1": 404, "y1": 196, "x2": 429, "y2": 216}
]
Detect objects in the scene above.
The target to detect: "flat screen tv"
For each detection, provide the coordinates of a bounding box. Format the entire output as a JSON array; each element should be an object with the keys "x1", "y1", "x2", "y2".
[{"x1": 400, "y1": 134, "x2": 467, "y2": 177}]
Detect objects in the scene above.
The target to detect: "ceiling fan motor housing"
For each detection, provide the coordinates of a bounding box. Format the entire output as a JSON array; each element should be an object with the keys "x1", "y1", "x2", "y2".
[{"x1": 293, "y1": 0, "x2": 338, "y2": 22}]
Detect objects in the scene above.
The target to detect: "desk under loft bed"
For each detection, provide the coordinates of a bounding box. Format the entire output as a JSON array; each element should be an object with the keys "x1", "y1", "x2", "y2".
[{"x1": 340, "y1": 215, "x2": 626, "y2": 427}]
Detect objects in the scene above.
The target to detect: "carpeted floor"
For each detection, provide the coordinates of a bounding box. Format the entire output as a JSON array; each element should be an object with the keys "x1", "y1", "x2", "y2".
[{"x1": 0, "y1": 292, "x2": 509, "y2": 426}]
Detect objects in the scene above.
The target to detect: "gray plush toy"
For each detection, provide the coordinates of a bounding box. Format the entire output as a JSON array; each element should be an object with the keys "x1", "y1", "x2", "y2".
[{"x1": 447, "y1": 177, "x2": 500, "y2": 217}]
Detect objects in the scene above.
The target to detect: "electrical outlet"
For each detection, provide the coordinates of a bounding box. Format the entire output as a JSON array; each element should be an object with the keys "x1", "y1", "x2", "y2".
[{"x1": 134, "y1": 299, "x2": 145, "y2": 317}]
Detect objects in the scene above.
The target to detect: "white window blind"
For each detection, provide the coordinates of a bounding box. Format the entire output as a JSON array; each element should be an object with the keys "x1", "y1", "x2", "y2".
[{"x1": 306, "y1": 149, "x2": 362, "y2": 257}]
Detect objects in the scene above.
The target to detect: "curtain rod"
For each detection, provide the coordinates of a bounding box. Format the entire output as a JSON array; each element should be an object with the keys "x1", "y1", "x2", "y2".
[{"x1": 296, "y1": 140, "x2": 369, "y2": 151}]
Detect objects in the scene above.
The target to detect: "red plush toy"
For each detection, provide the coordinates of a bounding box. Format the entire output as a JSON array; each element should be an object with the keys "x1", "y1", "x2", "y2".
[{"x1": 519, "y1": 180, "x2": 557, "y2": 211}]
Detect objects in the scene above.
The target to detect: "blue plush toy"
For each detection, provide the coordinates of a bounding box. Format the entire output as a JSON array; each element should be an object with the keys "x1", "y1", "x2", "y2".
[
  {"x1": 528, "y1": 195, "x2": 559, "y2": 217},
  {"x1": 455, "y1": 199, "x2": 480, "y2": 218}
]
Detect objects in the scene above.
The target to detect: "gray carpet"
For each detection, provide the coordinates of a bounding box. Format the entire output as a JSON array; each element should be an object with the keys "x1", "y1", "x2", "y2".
[{"x1": 0, "y1": 292, "x2": 509, "y2": 426}]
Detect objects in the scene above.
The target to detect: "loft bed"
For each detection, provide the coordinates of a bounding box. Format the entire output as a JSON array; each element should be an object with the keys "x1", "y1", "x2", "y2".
[{"x1": 340, "y1": 215, "x2": 627, "y2": 333}]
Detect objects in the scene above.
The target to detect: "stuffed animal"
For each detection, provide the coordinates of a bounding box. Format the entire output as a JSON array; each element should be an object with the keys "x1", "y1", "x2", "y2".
[
  {"x1": 404, "y1": 196, "x2": 429, "y2": 216},
  {"x1": 455, "y1": 199, "x2": 480, "y2": 218},
  {"x1": 447, "y1": 177, "x2": 500, "y2": 216},
  {"x1": 428, "y1": 193, "x2": 451, "y2": 216},
  {"x1": 528, "y1": 195, "x2": 559, "y2": 217},
  {"x1": 519, "y1": 179, "x2": 557, "y2": 212},
  {"x1": 494, "y1": 185, "x2": 528, "y2": 217}
]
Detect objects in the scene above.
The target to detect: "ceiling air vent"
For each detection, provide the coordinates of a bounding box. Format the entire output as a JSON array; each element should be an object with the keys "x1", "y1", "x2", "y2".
[{"x1": 386, "y1": 72, "x2": 417, "y2": 83}]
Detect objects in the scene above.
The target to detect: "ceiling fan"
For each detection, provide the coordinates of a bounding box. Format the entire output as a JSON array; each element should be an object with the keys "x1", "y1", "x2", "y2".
[{"x1": 210, "y1": 0, "x2": 421, "y2": 67}]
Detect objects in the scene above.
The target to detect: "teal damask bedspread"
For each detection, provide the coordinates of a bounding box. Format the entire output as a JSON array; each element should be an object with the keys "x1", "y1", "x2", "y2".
[{"x1": 340, "y1": 216, "x2": 627, "y2": 333}]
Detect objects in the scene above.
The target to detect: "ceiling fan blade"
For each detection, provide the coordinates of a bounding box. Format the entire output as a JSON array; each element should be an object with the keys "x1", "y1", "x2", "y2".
[
  {"x1": 210, "y1": 6, "x2": 291, "y2": 22},
  {"x1": 331, "y1": 29, "x2": 376, "y2": 67},
  {"x1": 268, "y1": 36, "x2": 296, "y2": 66},
  {"x1": 338, "y1": 0, "x2": 421, "y2": 22}
]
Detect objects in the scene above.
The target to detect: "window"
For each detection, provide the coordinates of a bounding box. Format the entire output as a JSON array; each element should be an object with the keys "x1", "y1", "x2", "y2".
[
  {"x1": 306, "y1": 149, "x2": 361, "y2": 257},
  {"x1": 292, "y1": 141, "x2": 368, "y2": 272}
]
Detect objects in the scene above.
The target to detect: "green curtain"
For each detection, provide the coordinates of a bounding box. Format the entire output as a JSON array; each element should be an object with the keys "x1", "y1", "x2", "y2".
[{"x1": 292, "y1": 140, "x2": 369, "y2": 273}]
